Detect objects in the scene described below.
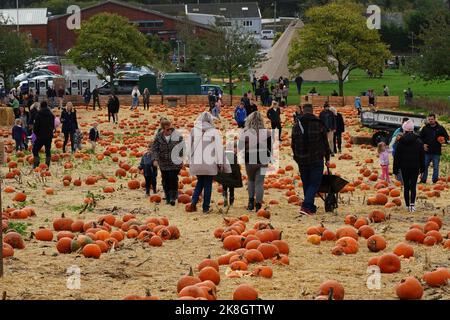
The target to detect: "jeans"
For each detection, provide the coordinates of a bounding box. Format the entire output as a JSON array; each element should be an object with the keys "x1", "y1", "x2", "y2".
[
  {"x1": 63, "y1": 131, "x2": 75, "y2": 153},
  {"x1": 160, "y1": 169, "x2": 179, "y2": 202},
  {"x1": 131, "y1": 97, "x2": 139, "y2": 109},
  {"x1": 402, "y1": 168, "x2": 419, "y2": 206},
  {"x1": 192, "y1": 175, "x2": 213, "y2": 211},
  {"x1": 299, "y1": 161, "x2": 324, "y2": 213},
  {"x1": 333, "y1": 132, "x2": 342, "y2": 153},
  {"x1": 271, "y1": 122, "x2": 281, "y2": 140},
  {"x1": 144, "y1": 175, "x2": 157, "y2": 194},
  {"x1": 421, "y1": 154, "x2": 440, "y2": 183},
  {"x1": 143, "y1": 99, "x2": 150, "y2": 110},
  {"x1": 245, "y1": 164, "x2": 266, "y2": 204},
  {"x1": 32, "y1": 138, "x2": 52, "y2": 168},
  {"x1": 92, "y1": 96, "x2": 100, "y2": 110}
]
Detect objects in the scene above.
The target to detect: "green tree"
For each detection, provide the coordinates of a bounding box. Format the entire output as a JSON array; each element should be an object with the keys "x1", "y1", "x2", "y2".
[
  {"x1": 288, "y1": 1, "x2": 390, "y2": 96},
  {"x1": 0, "y1": 21, "x2": 34, "y2": 90},
  {"x1": 406, "y1": 12, "x2": 450, "y2": 81},
  {"x1": 187, "y1": 26, "x2": 261, "y2": 104},
  {"x1": 146, "y1": 34, "x2": 172, "y2": 70},
  {"x1": 68, "y1": 13, "x2": 151, "y2": 92}
]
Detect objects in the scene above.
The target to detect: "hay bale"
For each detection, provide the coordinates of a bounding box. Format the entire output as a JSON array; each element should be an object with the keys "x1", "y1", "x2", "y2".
[{"x1": 0, "y1": 107, "x2": 15, "y2": 126}]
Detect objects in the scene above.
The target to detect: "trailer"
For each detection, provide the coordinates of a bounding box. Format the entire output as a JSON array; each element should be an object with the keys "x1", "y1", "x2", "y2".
[{"x1": 360, "y1": 109, "x2": 426, "y2": 146}]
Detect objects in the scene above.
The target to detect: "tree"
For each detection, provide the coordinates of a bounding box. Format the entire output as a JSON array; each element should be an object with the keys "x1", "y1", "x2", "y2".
[
  {"x1": 68, "y1": 13, "x2": 151, "y2": 91},
  {"x1": 288, "y1": 1, "x2": 390, "y2": 96},
  {"x1": 187, "y1": 26, "x2": 261, "y2": 104},
  {"x1": 0, "y1": 20, "x2": 34, "y2": 90},
  {"x1": 406, "y1": 12, "x2": 450, "y2": 81},
  {"x1": 146, "y1": 34, "x2": 173, "y2": 71}
]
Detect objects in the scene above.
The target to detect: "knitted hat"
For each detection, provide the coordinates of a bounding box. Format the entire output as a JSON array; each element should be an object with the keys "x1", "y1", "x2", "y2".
[{"x1": 402, "y1": 119, "x2": 414, "y2": 132}]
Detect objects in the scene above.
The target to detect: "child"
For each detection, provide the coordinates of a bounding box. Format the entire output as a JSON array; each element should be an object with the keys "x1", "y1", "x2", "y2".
[
  {"x1": 73, "y1": 129, "x2": 83, "y2": 152},
  {"x1": 89, "y1": 123, "x2": 100, "y2": 152},
  {"x1": 378, "y1": 142, "x2": 390, "y2": 183},
  {"x1": 12, "y1": 119, "x2": 26, "y2": 151},
  {"x1": 138, "y1": 145, "x2": 158, "y2": 196},
  {"x1": 214, "y1": 144, "x2": 243, "y2": 207}
]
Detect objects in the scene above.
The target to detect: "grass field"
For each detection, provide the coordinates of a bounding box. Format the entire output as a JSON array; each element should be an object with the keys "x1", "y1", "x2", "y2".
[{"x1": 214, "y1": 69, "x2": 450, "y2": 106}]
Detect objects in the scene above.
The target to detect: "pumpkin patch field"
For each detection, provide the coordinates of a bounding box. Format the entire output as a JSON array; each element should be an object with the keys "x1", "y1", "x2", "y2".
[{"x1": 1, "y1": 105, "x2": 449, "y2": 300}]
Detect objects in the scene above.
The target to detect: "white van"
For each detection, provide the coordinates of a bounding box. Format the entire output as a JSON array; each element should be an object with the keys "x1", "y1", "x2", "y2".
[{"x1": 261, "y1": 29, "x2": 275, "y2": 40}]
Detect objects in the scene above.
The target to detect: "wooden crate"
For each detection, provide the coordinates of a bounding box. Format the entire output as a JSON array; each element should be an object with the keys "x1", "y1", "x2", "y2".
[
  {"x1": 376, "y1": 96, "x2": 399, "y2": 108},
  {"x1": 328, "y1": 96, "x2": 344, "y2": 107}
]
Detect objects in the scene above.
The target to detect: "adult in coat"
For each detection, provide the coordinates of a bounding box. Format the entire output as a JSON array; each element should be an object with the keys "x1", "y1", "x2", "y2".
[
  {"x1": 107, "y1": 94, "x2": 119, "y2": 123},
  {"x1": 239, "y1": 111, "x2": 272, "y2": 212},
  {"x1": 151, "y1": 118, "x2": 184, "y2": 205},
  {"x1": 32, "y1": 101, "x2": 55, "y2": 168},
  {"x1": 188, "y1": 112, "x2": 230, "y2": 213},
  {"x1": 330, "y1": 107, "x2": 345, "y2": 153},
  {"x1": 319, "y1": 102, "x2": 337, "y2": 155},
  {"x1": 393, "y1": 120, "x2": 425, "y2": 213},
  {"x1": 60, "y1": 102, "x2": 78, "y2": 153}
]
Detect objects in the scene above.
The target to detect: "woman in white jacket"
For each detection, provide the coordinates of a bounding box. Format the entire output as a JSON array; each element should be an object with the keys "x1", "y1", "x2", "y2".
[{"x1": 130, "y1": 86, "x2": 141, "y2": 110}]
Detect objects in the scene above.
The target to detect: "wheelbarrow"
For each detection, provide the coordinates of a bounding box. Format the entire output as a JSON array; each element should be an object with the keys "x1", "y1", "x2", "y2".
[{"x1": 317, "y1": 168, "x2": 349, "y2": 212}]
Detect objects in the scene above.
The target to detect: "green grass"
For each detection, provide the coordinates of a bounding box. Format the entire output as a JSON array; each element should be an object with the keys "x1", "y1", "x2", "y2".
[{"x1": 214, "y1": 69, "x2": 450, "y2": 106}]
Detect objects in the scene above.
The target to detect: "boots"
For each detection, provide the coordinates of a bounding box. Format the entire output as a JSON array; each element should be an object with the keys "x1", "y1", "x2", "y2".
[
  {"x1": 229, "y1": 197, "x2": 234, "y2": 206},
  {"x1": 45, "y1": 157, "x2": 51, "y2": 168},
  {"x1": 255, "y1": 203, "x2": 262, "y2": 212},
  {"x1": 247, "y1": 197, "x2": 255, "y2": 211},
  {"x1": 33, "y1": 157, "x2": 40, "y2": 169}
]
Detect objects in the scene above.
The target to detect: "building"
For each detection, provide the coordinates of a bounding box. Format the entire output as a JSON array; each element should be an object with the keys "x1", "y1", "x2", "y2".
[
  {"x1": 47, "y1": 0, "x2": 212, "y2": 54},
  {"x1": 148, "y1": 2, "x2": 262, "y2": 36},
  {"x1": 0, "y1": 8, "x2": 48, "y2": 48}
]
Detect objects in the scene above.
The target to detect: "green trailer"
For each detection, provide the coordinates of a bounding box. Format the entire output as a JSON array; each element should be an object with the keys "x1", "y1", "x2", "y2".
[
  {"x1": 138, "y1": 74, "x2": 158, "y2": 94},
  {"x1": 161, "y1": 73, "x2": 201, "y2": 95}
]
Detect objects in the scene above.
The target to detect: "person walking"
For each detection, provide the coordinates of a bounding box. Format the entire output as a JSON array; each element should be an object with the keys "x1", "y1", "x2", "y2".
[
  {"x1": 91, "y1": 85, "x2": 101, "y2": 110},
  {"x1": 419, "y1": 113, "x2": 449, "y2": 184},
  {"x1": 151, "y1": 118, "x2": 184, "y2": 206},
  {"x1": 89, "y1": 123, "x2": 100, "y2": 152},
  {"x1": 319, "y1": 102, "x2": 336, "y2": 156},
  {"x1": 57, "y1": 86, "x2": 65, "y2": 109},
  {"x1": 234, "y1": 102, "x2": 247, "y2": 128},
  {"x1": 378, "y1": 142, "x2": 391, "y2": 183},
  {"x1": 107, "y1": 94, "x2": 118, "y2": 123},
  {"x1": 130, "y1": 86, "x2": 140, "y2": 110},
  {"x1": 292, "y1": 104, "x2": 331, "y2": 215},
  {"x1": 83, "y1": 87, "x2": 91, "y2": 107},
  {"x1": 32, "y1": 101, "x2": 55, "y2": 168},
  {"x1": 60, "y1": 102, "x2": 78, "y2": 153},
  {"x1": 393, "y1": 120, "x2": 425, "y2": 212},
  {"x1": 383, "y1": 85, "x2": 389, "y2": 96},
  {"x1": 139, "y1": 144, "x2": 158, "y2": 196},
  {"x1": 214, "y1": 144, "x2": 243, "y2": 207},
  {"x1": 188, "y1": 112, "x2": 230, "y2": 213},
  {"x1": 142, "y1": 88, "x2": 151, "y2": 110},
  {"x1": 295, "y1": 75, "x2": 303, "y2": 95},
  {"x1": 112, "y1": 94, "x2": 120, "y2": 124},
  {"x1": 330, "y1": 107, "x2": 344, "y2": 154},
  {"x1": 267, "y1": 101, "x2": 282, "y2": 141},
  {"x1": 239, "y1": 111, "x2": 272, "y2": 212},
  {"x1": 354, "y1": 96, "x2": 362, "y2": 115},
  {"x1": 251, "y1": 72, "x2": 257, "y2": 95}
]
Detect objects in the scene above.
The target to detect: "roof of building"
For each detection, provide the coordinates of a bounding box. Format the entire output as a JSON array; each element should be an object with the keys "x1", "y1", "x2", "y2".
[
  {"x1": 0, "y1": 8, "x2": 48, "y2": 25},
  {"x1": 143, "y1": 4, "x2": 187, "y2": 17},
  {"x1": 186, "y1": 2, "x2": 261, "y2": 19}
]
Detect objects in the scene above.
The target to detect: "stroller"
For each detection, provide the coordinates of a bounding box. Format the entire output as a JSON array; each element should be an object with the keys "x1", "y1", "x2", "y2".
[{"x1": 317, "y1": 168, "x2": 349, "y2": 212}]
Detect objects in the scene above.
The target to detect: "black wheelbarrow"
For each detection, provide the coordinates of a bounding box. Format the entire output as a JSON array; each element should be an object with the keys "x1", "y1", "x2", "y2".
[{"x1": 317, "y1": 168, "x2": 349, "y2": 212}]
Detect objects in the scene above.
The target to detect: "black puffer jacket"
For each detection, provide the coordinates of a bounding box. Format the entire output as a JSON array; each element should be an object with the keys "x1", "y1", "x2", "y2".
[
  {"x1": 393, "y1": 132, "x2": 425, "y2": 174},
  {"x1": 33, "y1": 108, "x2": 55, "y2": 140},
  {"x1": 61, "y1": 109, "x2": 78, "y2": 134},
  {"x1": 319, "y1": 109, "x2": 336, "y2": 131},
  {"x1": 420, "y1": 123, "x2": 449, "y2": 155},
  {"x1": 151, "y1": 128, "x2": 184, "y2": 171}
]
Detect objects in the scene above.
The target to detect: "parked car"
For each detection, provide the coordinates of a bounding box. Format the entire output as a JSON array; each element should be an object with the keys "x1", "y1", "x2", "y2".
[
  {"x1": 98, "y1": 79, "x2": 140, "y2": 95},
  {"x1": 261, "y1": 29, "x2": 275, "y2": 40},
  {"x1": 201, "y1": 84, "x2": 223, "y2": 96},
  {"x1": 14, "y1": 69, "x2": 57, "y2": 83},
  {"x1": 34, "y1": 64, "x2": 62, "y2": 75}
]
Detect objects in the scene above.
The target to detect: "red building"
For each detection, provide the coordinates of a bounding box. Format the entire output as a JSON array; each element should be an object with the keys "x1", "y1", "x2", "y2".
[{"x1": 47, "y1": 0, "x2": 211, "y2": 54}]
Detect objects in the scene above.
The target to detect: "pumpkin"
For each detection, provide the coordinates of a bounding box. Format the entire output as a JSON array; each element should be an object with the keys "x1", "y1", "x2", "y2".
[
  {"x1": 318, "y1": 280, "x2": 345, "y2": 300},
  {"x1": 147, "y1": 235, "x2": 162, "y2": 247},
  {"x1": 444, "y1": 239, "x2": 450, "y2": 249},
  {"x1": 307, "y1": 234, "x2": 321, "y2": 245},
  {"x1": 368, "y1": 256, "x2": 380, "y2": 266},
  {"x1": 82, "y1": 244, "x2": 102, "y2": 259},
  {"x1": 335, "y1": 237, "x2": 359, "y2": 254},
  {"x1": 35, "y1": 228, "x2": 54, "y2": 241},
  {"x1": 56, "y1": 237, "x2": 73, "y2": 254},
  {"x1": 198, "y1": 266, "x2": 220, "y2": 285},
  {"x1": 198, "y1": 258, "x2": 220, "y2": 272},
  {"x1": 53, "y1": 213, "x2": 74, "y2": 231},
  {"x1": 271, "y1": 240, "x2": 289, "y2": 254},
  {"x1": 244, "y1": 249, "x2": 265, "y2": 263},
  {"x1": 321, "y1": 229, "x2": 336, "y2": 241},
  {"x1": 405, "y1": 228, "x2": 425, "y2": 243},
  {"x1": 335, "y1": 226, "x2": 358, "y2": 240},
  {"x1": 393, "y1": 242, "x2": 414, "y2": 258},
  {"x1": 423, "y1": 268, "x2": 450, "y2": 287},
  {"x1": 423, "y1": 236, "x2": 437, "y2": 246},
  {"x1": 233, "y1": 284, "x2": 258, "y2": 300},
  {"x1": 256, "y1": 208, "x2": 270, "y2": 219},
  {"x1": 427, "y1": 215, "x2": 443, "y2": 229},
  {"x1": 367, "y1": 235, "x2": 387, "y2": 252},
  {"x1": 223, "y1": 235, "x2": 245, "y2": 251},
  {"x1": 396, "y1": 277, "x2": 423, "y2": 300},
  {"x1": 127, "y1": 180, "x2": 140, "y2": 190},
  {"x1": 358, "y1": 225, "x2": 375, "y2": 239},
  {"x1": 177, "y1": 267, "x2": 201, "y2": 293},
  {"x1": 178, "y1": 285, "x2": 208, "y2": 299},
  {"x1": 2, "y1": 243, "x2": 14, "y2": 258},
  {"x1": 354, "y1": 217, "x2": 369, "y2": 229},
  {"x1": 13, "y1": 192, "x2": 27, "y2": 202},
  {"x1": 230, "y1": 261, "x2": 248, "y2": 271},
  {"x1": 368, "y1": 210, "x2": 385, "y2": 223},
  {"x1": 4, "y1": 231, "x2": 25, "y2": 249},
  {"x1": 425, "y1": 230, "x2": 442, "y2": 243},
  {"x1": 344, "y1": 215, "x2": 357, "y2": 225},
  {"x1": 257, "y1": 243, "x2": 279, "y2": 259},
  {"x1": 252, "y1": 266, "x2": 273, "y2": 278},
  {"x1": 377, "y1": 253, "x2": 401, "y2": 273}
]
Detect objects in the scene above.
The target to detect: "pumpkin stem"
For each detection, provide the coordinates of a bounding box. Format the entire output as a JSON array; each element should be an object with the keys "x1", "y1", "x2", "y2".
[
  {"x1": 188, "y1": 266, "x2": 194, "y2": 276},
  {"x1": 145, "y1": 289, "x2": 151, "y2": 297},
  {"x1": 61, "y1": 213, "x2": 65, "y2": 218},
  {"x1": 328, "y1": 287, "x2": 334, "y2": 300},
  {"x1": 279, "y1": 231, "x2": 283, "y2": 240}
]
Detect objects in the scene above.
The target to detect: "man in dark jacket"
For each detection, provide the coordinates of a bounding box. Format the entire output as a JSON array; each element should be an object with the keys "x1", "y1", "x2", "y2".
[
  {"x1": 267, "y1": 101, "x2": 282, "y2": 141},
  {"x1": 319, "y1": 102, "x2": 337, "y2": 156},
  {"x1": 331, "y1": 107, "x2": 345, "y2": 153},
  {"x1": 241, "y1": 93, "x2": 251, "y2": 111},
  {"x1": 294, "y1": 76, "x2": 303, "y2": 95},
  {"x1": 91, "y1": 85, "x2": 101, "y2": 110},
  {"x1": 419, "y1": 114, "x2": 449, "y2": 183},
  {"x1": 32, "y1": 101, "x2": 55, "y2": 168},
  {"x1": 292, "y1": 104, "x2": 331, "y2": 215},
  {"x1": 393, "y1": 120, "x2": 425, "y2": 212}
]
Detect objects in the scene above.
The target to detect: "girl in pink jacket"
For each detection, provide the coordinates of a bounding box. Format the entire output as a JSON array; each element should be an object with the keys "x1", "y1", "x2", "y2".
[{"x1": 378, "y1": 142, "x2": 390, "y2": 183}]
